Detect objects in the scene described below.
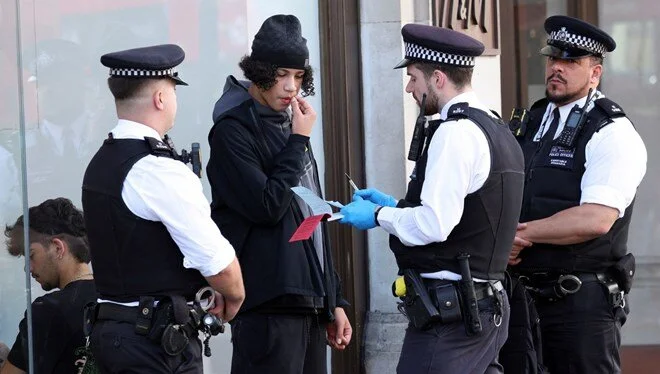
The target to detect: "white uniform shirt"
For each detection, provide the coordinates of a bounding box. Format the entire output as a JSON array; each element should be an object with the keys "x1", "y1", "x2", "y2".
[
  {"x1": 113, "y1": 120, "x2": 236, "y2": 277},
  {"x1": 533, "y1": 92, "x2": 647, "y2": 217},
  {"x1": 377, "y1": 92, "x2": 493, "y2": 280}
]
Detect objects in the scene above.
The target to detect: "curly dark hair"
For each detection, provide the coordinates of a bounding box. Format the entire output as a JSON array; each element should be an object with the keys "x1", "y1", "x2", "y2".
[
  {"x1": 5, "y1": 197, "x2": 90, "y2": 263},
  {"x1": 238, "y1": 55, "x2": 315, "y2": 96}
]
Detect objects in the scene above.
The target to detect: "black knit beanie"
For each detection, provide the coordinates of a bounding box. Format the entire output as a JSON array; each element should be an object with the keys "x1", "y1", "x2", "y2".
[{"x1": 250, "y1": 14, "x2": 309, "y2": 69}]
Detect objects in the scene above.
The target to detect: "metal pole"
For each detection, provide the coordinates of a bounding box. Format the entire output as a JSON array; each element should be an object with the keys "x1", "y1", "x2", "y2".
[{"x1": 13, "y1": 0, "x2": 34, "y2": 372}]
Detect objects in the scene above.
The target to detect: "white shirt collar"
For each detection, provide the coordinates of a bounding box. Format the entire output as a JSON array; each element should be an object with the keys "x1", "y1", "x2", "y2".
[
  {"x1": 111, "y1": 119, "x2": 162, "y2": 140},
  {"x1": 439, "y1": 91, "x2": 490, "y2": 120}
]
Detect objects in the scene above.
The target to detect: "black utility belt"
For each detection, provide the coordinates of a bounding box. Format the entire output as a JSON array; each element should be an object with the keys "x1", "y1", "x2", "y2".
[
  {"x1": 87, "y1": 295, "x2": 225, "y2": 357},
  {"x1": 397, "y1": 269, "x2": 504, "y2": 334},
  {"x1": 515, "y1": 271, "x2": 624, "y2": 307}
]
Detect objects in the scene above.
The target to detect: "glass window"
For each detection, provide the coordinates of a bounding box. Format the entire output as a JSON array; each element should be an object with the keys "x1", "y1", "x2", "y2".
[
  {"x1": 0, "y1": 0, "x2": 30, "y2": 364},
  {"x1": 600, "y1": 0, "x2": 660, "y2": 347}
]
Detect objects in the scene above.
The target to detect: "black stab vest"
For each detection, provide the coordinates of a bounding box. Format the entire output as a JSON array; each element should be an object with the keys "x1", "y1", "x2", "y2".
[
  {"x1": 82, "y1": 136, "x2": 206, "y2": 302},
  {"x1": 390, "y1": 103, "x2": 525, "y2": 281},
  {"x1": 515, "y1": 97, "x2": 634, "y2": 273}
]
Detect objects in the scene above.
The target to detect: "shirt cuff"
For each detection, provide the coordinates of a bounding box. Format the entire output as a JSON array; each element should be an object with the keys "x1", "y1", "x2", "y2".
[
  {"x1": 376, "y1": 206, "x2": 397, "y2": 235},
  {"x1": 580, "y1": 184, "x2": 627, "y2": 218},
  {"x1": 183, "y1": 247, "x2": 236, "y2": 277}
]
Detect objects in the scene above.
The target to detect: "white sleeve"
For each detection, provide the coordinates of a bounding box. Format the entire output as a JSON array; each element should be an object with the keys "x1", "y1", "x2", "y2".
[
  {"x1": 122, "y1": 155, "x2": 236, "y2": 276},
  {"x1": 378, "y1": 120, "x2": 490, "y2": 246},
  {"x1": 581, "y1": 116, "x2": 647, "y2": 217}
]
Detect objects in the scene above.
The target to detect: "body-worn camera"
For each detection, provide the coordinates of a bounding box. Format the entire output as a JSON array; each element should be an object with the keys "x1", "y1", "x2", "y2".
[
  {"x1": 408, "y1": 93, "x2": 428, "y2": 162},
  {"x1": 163, "y1": 135, "x2": 202, "y2": 178}
]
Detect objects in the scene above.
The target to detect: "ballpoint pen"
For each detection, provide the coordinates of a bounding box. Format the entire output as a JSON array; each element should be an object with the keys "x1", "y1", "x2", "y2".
[{"x1": 344, "y1": 172, "x2": 359, "y2": 191}]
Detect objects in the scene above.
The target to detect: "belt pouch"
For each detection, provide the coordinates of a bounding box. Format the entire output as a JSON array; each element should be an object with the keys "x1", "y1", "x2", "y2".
[
  {"x1": 160, "y1": 295, "x2": 193, "y2": 356},
  {"x1": 402, "y1": 269, "x2": 442, "y2": 330},
  {"x1": 147, "y1": 298, "x2": 173, "y2": 341},
  {"x1": 611, "y1": 253, "x2": 635, "y2": 293},
  {"x1": 135, "y1": 296, "x2": 155, "y2": 336},
  {"x1": 431, "y1": 284, "x2": 462, "y2": 324}
]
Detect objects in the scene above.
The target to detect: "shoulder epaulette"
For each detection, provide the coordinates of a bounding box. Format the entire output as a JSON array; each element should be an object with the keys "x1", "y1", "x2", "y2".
[
  {"x1": 445, "y1": 102, "x2": 470, "y2": 120},
  {"x1": 145, "y1": 137, "x2": 175, "y2": 158},
  {"x1": 593, "y1": 97, "x2": 626, "y2": 118}
]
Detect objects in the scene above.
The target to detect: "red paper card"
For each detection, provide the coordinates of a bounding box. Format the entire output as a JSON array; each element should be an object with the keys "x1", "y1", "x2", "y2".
[{"x1": 289, "y1": 214, "x2": 330, "y2": 242}]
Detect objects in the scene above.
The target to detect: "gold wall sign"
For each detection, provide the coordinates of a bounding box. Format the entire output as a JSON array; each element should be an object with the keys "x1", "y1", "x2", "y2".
[{"x1": 432, "y1": 0, "x2": 500, "y2": 55}]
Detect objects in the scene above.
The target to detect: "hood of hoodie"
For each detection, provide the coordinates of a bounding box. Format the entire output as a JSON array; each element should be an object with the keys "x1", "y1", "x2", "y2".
[{"x1": 212, "y1": 75, "x2": 252, "y2": 123}]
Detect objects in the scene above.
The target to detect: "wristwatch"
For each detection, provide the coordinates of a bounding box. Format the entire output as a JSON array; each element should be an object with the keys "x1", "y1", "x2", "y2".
[{"x1": 374, "y1": 205, "x2": 383, "y2": 226}]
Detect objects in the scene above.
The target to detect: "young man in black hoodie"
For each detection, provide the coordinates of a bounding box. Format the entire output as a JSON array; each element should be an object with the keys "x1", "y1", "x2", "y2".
[{"x1": 207, "y1": 14, "x2": 352, "y2": 374}]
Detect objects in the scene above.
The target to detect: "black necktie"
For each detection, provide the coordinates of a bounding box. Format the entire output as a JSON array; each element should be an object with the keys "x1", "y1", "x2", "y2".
[{"x1": 541, "y1": 107, "x2": 560, "y2": 144}]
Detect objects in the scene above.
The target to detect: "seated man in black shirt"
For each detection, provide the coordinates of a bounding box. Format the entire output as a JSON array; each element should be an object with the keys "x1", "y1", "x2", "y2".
[{"x1": 0, "y1": 198, "x2": 96, "y2": 374}]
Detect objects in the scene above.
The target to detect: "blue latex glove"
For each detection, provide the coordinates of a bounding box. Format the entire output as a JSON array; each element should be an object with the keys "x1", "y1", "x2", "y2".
[
  {"x1": 339, "y1": 196, "x2": 379, "y2": 230},
  {"x1": 354, "y1": 188, "x2": 397, "y2": 207}
]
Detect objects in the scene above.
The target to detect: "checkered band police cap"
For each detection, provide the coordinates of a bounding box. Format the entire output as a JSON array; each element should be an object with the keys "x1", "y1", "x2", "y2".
[
  {"x1": 548, "y1": 28, "x2": 607, "y2": 56},
  {"x1": 394, "y1": 23, "x2": 484, "y2": 69},
  {"x1": 100, "y1": 44, "x2": 188, "y2": 85},
  {"x1": 403, "y1": 42, "x2": 475, "y2": 67},
  {"x1": 541, "y1": 15, "x2": 616, "y2": 59},
  {"x1": 109, "y1": 67, "x2": 179, "y2": 78}
]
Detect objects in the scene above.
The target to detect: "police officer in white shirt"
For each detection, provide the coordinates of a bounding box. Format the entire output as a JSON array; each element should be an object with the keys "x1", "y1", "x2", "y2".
[
  {"x1": 340, "y1": 24, "x2": 525, "y2": 374},
  {"x1": 505, "y1": 16, "x2": 647, "y2": 374},
  {"x1": 82, "y1": 44, "x2": 244, "y2": 373}
]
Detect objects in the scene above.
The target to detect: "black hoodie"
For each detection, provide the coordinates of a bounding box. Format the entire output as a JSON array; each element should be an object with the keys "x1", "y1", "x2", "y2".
[{"x1": 207, "y1": 76, "x2": 347, "y2": 318}]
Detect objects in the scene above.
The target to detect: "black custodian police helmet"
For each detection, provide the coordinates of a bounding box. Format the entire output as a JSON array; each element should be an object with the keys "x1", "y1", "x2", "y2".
[
  {"x1": 100, "y1": 44, "x2": 188, "y2": 85},
  {"x1": 540, "y1": 15, "x2": 616, "y2": 59}
]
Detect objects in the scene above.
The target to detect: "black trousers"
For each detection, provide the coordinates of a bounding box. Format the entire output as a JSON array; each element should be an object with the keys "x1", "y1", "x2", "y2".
[
  {"x1": 230, "y1": 312, "x2": 327, "y2": 374},
  {"x1": 396, "y1": 291, "x2": 510, "y2": 374},
  {"x1": 534, "y1": 280, "x2": 628, "y2": 374},
  {"x1": 90, "y1": 320, "x2": 203, "y2": 374}
]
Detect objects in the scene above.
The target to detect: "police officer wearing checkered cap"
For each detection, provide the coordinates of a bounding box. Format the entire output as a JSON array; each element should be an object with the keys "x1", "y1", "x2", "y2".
[
  {"x1": 505, "y1": 16, "x2": 647, "y2": 374},
  {"x1": 82, "y1": 44, "x2": 245, "y2": 373},
  {"x1": 340, "y1": 24, "x2": 525, "y2": 373}
]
